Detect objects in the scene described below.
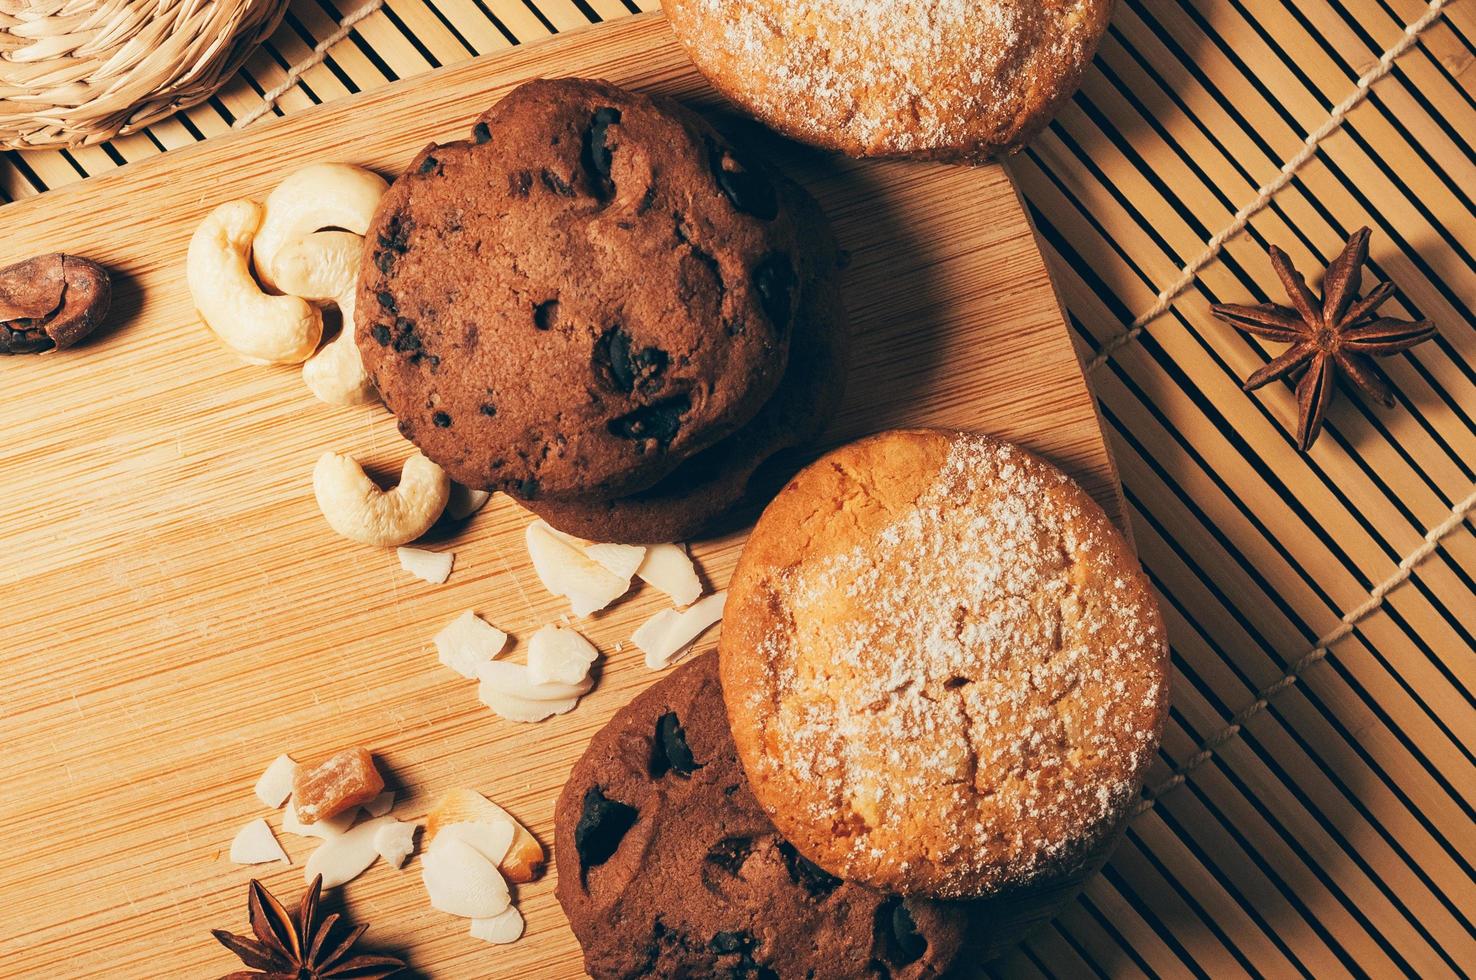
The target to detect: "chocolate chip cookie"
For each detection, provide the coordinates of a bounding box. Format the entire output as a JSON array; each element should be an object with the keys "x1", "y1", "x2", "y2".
[
  {"x1": 553, "y1": 652, "x2": 965, "y2": 979},
  {"x1": 523, "y1": 190, "x2": 848, "y2": 543},
  {"x1": 357, "y1": 78, "x2": 809, "y2": 501}
]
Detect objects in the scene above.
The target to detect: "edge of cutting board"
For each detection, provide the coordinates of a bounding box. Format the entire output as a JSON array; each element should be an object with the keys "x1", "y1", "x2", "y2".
[{"x1": 0, "y1": 11, "x2": 1127, "y2": 978}]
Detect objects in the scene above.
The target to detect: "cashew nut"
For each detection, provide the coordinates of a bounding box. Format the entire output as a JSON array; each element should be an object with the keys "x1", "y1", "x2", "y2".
[
  {"x1": 271, "y1": 230, "x2": 360, "y2": 302},
  {"x1": 253, "y1": 164, "x2": 388, "y2": 293},
  {"x1": 274, "y1": 232, "x2": 377, "y2": 405},
  {"x1": 303, "y1": 329, "x2": 375, "y2": 405},
  {"x1": 313, "y1": 450, "x2": 450, "y2": 546},
  {"x1": 187, "y1": 200, "x2": 322, "y2": 364}
]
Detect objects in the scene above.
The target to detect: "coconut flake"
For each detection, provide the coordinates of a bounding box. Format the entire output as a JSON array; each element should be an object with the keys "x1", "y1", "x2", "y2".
[
  {"x1": 476, "y1": 653, "x2": 592, "y2": 724},
  {"x1": 230, "y1": 818, "x2": 288, "y2": 865},
  {"x1": 304, "y1": 815, "x2": 396, "y2": 887},
  {"x1": 470, "y1": 905, "x2": 524, "y2": 944},
  {"x1": 435, "y1": 610, "x2": 509, "y2": 679},
  {"x1": 526, "y1": 623, "x2": 598, "y2": 686},
  {"x1": 282, "y1": 794, "x2": 357, "y2": 840},
  {"x1": 364, "y1": 790, "x2": 395, "y2": 817},
  {"x1": 254, "y1": 754, "x2": 297, "y2": 808},
  {"x1": 437, "y1": 820, "x2": 514, "y2": 867},
  {"x1": 374, "y1": 819, "x2": 417, "y2": 869},
  {"x1": 422, "y1": 836, "x2": 510, "y2": 918},
  {"x1": 447, "y1": 483, "x2": 492, "y2": 520},
  {"x1": 636, "y1": 544, "x2": 702, "y2": 607},
  {"x1": 634, "y1": 590, "x2": 727, "y2": 669},
  {"x1": 398, "y1": 546, "x2": 454, "y2": 584},
  {"x1": 424, "y1": 788, "x2": 546, "y2": 883},
  {"x1": 480, "y1": 689, "x2": 577, "y2": 723},
  {"x1": 478, "y1": 660, "x2": 593, "y2": 702},
  {"x1": 525, "y1": 520, "x2": 631, "y2": 615},
  {"x1": 583, "y1": 542, "x2": 647, "y2": 580}
]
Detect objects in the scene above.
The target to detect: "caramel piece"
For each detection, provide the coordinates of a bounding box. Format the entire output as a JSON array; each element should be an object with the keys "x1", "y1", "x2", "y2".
[{"x1": 292, "y1": 748, "x2": 384, "y2": 824}]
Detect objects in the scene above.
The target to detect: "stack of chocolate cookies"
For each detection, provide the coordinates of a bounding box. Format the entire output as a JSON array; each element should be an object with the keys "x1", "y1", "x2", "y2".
[{"x1": 357, "y1": 77, "x2": 848, "y2": 544}]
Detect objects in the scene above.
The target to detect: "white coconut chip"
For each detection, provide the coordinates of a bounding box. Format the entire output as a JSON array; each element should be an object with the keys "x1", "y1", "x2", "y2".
[
  {"x1": 479, "y1": 688, "x2": 580, "y2": 723},
  {"x1": 478, "y1": 660, "x2": 593, "y2": 701},
  {"x1": 636, "y1": 544, "x2": 702, "y2": 607},
  {"x1": 583, "y1": 542, "x2": 646, "y2": 580},
  {"x1": 364, "y1": 790, "x2": 395, "y2": 817},
  {"x1": 421, "y1": 835, "x2": 510, "y2": 918},
  {"x1": 470, "y1": 905, "x2": 524, "y2": 944},
  {"x1": 634, "y1": 591, "x2": 727, "y2": 670},
  {"x1": 434, "y1": 610, "x2": 509, "y2": 679},
  {"x1": 373, "y1": 819, "x2": 418, "y2": 869},
  {"x1": 436, "y1": 820, "x2": 514, "y2": 867},
  {"x1": 281, "y1": 795, "x2": 358, "y2": 840},
  {"x1": 304, "y1": 815, "x2": 397, "y2": 887},
  {"x1": 539, "y1": 524, "x2": 590, "y2": 548},
  {"x1": 230, "y1": 818, "x2": 288, "y2": 865},
  {"x1": 398, "y1": 546, "x2": 454, "y2": 584},
  {"x1": 525, "y1": 520, "x2": 631, "y2": 616},
  {"x1": 526, "y1": 624, "x2": 598, "y2": 686},
  {"x1": 447, "y1": 483, "x2": 492, "y2": 521},
  {"x1": 476, "y1": 659, "x2": 590, "y2": 723},
  {"x1": 253, "y1": 754, "x2": 297, "y2": 809}
]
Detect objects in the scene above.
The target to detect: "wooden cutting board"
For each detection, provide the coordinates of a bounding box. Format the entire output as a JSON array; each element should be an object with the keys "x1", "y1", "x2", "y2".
[{"x1": 0, "y1": 12, "x2": 1122, "y2": 978}]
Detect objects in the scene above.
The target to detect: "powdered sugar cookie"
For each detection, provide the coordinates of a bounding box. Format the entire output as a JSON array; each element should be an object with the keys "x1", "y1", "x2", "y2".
[
  {"x1": 719, "y1": 429, "x2": 1168, "y2": 898},
  {"x1": 665, "y1": 0, "x2": 1113, "y2": 162}
]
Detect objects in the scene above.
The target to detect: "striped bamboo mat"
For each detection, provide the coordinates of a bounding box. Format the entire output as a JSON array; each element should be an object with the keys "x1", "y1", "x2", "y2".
[{"x1": 6, "y1": 1, "x2": 1473, "y2": 976}]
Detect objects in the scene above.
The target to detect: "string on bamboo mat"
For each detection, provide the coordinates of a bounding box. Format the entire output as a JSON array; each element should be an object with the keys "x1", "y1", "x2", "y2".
[
  {"x1": 1083, "y1": 0, "x2": 1450, "y2": 376},
  {"x1": 233, "y1": 0, "x2": 388, "y2": 130},
  {"x1": 1133, "y1": 481, "x2": 1476, "y2": 817}
]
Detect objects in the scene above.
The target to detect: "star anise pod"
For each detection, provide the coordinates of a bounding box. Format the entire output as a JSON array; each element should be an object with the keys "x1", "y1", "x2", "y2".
[
  {"x1": 1211, "y1": 227, "x2": 1435, "y2": 451},
  {"x1": 212, "y1": 875, "x2": 406, "y2": 980}
]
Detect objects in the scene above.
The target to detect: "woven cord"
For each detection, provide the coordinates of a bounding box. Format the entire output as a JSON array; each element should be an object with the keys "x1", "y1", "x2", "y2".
[
  {"x1": 1115, "y1": 0, "x2": 1461, "y2": 816},
  {"x1": 1083, "y1": 0, "x2": 1449, "y2": 376},
  {"x1": 1133, "y1": 482, "x2": 1476, "y2": 817},
  {"x1": 233, "y1": 0, "x2": 388, "y2": 130}
]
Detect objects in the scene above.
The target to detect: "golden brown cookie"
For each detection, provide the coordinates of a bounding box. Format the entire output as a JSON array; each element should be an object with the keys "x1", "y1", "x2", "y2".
[
  {"x1": 664, "y1": 0, "x2": 1114, "y2": 162},
  {"x1": 720, "y1": 429, "x2": 1168, "y2": 898},
  {"x1": 357, "y1": 78, "x2": 810, "y2": 501}
]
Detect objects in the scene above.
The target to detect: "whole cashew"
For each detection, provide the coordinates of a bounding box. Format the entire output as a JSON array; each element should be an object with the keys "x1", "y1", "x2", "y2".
[
  {"x1": 187, "y1": 200, "x2": 322, "y2": 364},
  {"x1": 274, "y1": 232, "x2": 377, "y2": 406},
  {"x1": 272, "y1": 230, "x2": 360, "y2": 302},
  {"x1": 313, "y1": 450, "x2": 450, "y2": 546},
  {"x1": 303, "y1": 324, "x2": 375, "y2": 405},
  {"x1": 253, "y1": 164, "x2": 388, "y2": 293}
]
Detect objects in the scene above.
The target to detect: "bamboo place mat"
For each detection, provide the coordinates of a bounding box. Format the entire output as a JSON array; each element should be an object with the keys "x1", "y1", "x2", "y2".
[{"x1": 4, "y1": 1, "x2": 1474, "y2": 977}]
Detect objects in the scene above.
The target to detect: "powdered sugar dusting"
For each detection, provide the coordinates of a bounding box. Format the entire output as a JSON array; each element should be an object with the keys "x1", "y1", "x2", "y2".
[
  {"x1": 670, "y1": 0, "x2": 1106, "y2": 157},
  {"x1": 750, "y1": 434, "x2": 1166, "y2": 896}
]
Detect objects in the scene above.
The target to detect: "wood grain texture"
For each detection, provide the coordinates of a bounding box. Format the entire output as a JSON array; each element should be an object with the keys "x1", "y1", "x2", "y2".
[{"x1": 0, "y1": 14, "x2": 1118, "y2": 978}]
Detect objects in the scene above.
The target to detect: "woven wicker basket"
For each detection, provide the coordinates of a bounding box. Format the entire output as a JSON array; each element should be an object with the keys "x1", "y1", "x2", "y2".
[{"x1": 0, "y1": 0, "x2": 289, "y2": 150}]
